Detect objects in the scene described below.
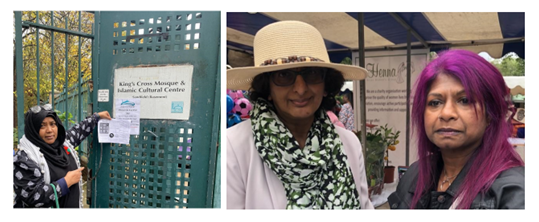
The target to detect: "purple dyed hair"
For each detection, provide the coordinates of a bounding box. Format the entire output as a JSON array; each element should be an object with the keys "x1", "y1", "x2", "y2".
[{"x1": 410, "y1": 49, "x2": 524, "y2": 209}]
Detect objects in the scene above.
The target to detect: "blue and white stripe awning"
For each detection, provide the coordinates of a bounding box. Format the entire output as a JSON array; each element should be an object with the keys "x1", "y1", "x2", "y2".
[{"x1": 227, "y1": 12, "x2": 524, "y2": 65}]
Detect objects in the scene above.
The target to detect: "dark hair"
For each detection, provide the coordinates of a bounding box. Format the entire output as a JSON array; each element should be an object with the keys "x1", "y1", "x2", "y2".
[
  {"x1": 249, "y1": 68, "x2": 345, "y2": 111},
  {"x1": 343, "y1": 91, "x2": 354, "y2": 108}
]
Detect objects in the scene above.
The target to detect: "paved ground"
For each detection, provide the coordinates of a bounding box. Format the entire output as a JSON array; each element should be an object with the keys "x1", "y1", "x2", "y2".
[
  {"x1": 80, "y1": 181, "x2": 390, "y2": 209},
  {"x1": 82, "y1": 182, "x2": 89, "y2": 208},
  {"x1": 376, "y1": 202, "x2": 390, "y2": 209}
]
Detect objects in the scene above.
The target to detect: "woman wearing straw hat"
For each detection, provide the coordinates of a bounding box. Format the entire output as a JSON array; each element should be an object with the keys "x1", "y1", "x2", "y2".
[{"x1": 227, "y1": 21, "x2": 373, "y2": 209}]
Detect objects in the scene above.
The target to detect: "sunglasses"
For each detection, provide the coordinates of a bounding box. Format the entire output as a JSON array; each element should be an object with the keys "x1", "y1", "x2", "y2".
[
  {"x1": 29, "y1": 104, "x2": 53, "y2": 114},
  {"x1": 268, "y1": 68, "x2": 327, "y2": 86}
]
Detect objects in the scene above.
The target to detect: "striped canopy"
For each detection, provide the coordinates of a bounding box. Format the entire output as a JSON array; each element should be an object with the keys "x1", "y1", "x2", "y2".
[{"x1": 227, "y1": 12, "x2": 524, "y2": 65}]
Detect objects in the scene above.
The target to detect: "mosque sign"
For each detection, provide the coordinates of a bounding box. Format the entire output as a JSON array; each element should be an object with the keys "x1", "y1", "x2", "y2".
[{"x1": 113, "y1": 65, "x2": 193, "y2": 120}]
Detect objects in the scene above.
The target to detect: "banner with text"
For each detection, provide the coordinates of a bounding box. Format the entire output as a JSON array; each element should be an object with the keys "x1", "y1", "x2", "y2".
[
  {"x1": 114, "y1": 65, "x2": 193, "y2": 120},
  {"x1": 353, "y1": 49, "x2": 429, "y2": 168}
]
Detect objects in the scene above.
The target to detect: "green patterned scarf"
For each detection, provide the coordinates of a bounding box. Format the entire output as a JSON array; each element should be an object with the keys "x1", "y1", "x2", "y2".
[{"x1": 250, "y1": 98, "x2": 361, "y2": 209}]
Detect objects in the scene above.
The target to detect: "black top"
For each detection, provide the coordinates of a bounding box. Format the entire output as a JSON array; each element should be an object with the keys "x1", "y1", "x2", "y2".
[
  {"x1": 388, "y1": 158, "x2": 525, "y2": 209},
  {"x1": 48, "y1": 153, "x2": 79, "y2": 208}
]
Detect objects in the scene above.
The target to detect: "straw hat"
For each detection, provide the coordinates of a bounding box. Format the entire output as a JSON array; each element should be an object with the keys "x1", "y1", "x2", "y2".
[{"x1": 227, "y1": 21, "x2": 367, "y2": 90}]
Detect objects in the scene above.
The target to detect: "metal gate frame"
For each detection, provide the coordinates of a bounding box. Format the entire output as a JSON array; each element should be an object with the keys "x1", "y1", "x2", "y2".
[
  {"x1": 89, "y1": 11, "x2": 220, "y2": 208},
  {"x1": 15, "y1": 11, "x2": 95, "y2": 140}
]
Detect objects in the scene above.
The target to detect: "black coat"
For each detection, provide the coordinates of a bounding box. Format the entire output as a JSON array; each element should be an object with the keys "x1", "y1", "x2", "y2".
[{"x1": 388, "y1": 161, "x2": 524, "y2": 209}]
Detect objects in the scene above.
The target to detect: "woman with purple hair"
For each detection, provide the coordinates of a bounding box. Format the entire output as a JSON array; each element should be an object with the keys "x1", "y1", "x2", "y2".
[{"x1": 388, "y1": 49, "x2": 524, "y2": 209}]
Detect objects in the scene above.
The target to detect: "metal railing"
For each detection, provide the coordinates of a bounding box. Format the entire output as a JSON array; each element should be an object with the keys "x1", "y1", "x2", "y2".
[
  {"x1": 15, "y1": 11, "x2": 95, "y2": 137},
  {"x1": 15, "y1": 11, "x2": 97, "y2": 158}
]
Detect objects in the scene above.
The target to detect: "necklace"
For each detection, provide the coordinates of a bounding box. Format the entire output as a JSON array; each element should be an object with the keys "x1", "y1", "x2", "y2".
[{"x1": 440, "y1": 168, "x2": 457, "y2": 190}]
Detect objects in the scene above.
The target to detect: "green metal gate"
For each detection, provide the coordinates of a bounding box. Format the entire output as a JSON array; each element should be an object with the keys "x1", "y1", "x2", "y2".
[
  {"x1": 15, "y1": 11, "x2": 221, "y2": 208},
  {"x1": 14, "y1": 11, "x2": 96, "y2": 160},
  {"x1": 89, "y1": 11, "x2": 220, "y2": 208}
]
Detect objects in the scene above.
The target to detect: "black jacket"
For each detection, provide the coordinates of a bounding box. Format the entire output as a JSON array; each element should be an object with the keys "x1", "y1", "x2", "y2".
[{"x1": 388, "y1": 161, "x2": 524, "y2": 209}]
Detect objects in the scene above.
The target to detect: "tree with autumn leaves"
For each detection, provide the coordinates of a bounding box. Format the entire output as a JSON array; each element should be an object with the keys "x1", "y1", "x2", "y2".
[{"x1": 13, "y1": 11, "x2": 94, "y2": 129}]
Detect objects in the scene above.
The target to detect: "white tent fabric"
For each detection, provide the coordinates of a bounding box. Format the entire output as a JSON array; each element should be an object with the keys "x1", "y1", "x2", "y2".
[
  {"x1": 504, "y1": 76, "x2": 525, "y2": 90},
  {"x1": 227, "y1": 12, "x2": 524, "y2": 61}
]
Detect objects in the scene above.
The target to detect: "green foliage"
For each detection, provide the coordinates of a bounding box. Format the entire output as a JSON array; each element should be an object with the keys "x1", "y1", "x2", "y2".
[
  {"x1": 379, "y1": 124, "x2": 400, "y2": 146},
  {"x1": 55, "y1": 109, "x2": 76, "y2": 124},
  {"x1": 379, "y1": 124, "x2": 400, "y2": 166},
  {"x1": 356, "y1": 124, "x2": 401, "y2": 187},
  {"x1": 340, "y1": 57, "x2": 352, "y2": 65},
  {"x1": 54, "y1": 109, "x2": 79, "y2": 151},
  {"x1": 491, "y1": 56, "x2": 525, "y2": 76},
  {"x1": 13, "y1": 128, "x2": 19, "y2": 150},
  {"x1": 335, "y1": 95, "x2": 344, "y2": 104},
  {"x1": 15, "y1": 11, "x2": 94, "y2": 111},
  {"x1": 430, "y1": 51, "x2": 438, "y2": 60},
  {"x1": 431, "y1": 51, "x2": 524, "y2": 76},
  {"x1": 356, "y1": 130, "x2": 385, "y2": 186}
]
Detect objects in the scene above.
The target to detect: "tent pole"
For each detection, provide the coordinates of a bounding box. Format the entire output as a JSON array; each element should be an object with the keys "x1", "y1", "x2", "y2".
[{"x1": 357, "y1": 13, "x2": 367, "y2": 162}]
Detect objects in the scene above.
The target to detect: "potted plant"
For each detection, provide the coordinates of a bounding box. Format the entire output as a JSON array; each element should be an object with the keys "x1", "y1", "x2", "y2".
[
  {"x1": 355, "y1": 123, "x2": 385, "y2": 198},
  {"x1": 378, "y1": 124, "x2": 400, "y2": 184}
]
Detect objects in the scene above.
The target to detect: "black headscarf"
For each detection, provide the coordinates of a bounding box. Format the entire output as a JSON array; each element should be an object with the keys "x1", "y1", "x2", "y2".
[{"x1": 24, "y1": 107, "x2": 69, "y2": 168}]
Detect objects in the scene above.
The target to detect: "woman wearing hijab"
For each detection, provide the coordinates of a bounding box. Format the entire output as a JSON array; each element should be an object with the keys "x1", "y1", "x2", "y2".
[
  {"x1": 388, "y1": 49, "x2": 524, "y2": 209},
  {"x1": 226, "y1": 21, "x2": 373, "y2": 209},
  {"x1": 13, "y1": 104, "x2": 111, "y2": 208}
]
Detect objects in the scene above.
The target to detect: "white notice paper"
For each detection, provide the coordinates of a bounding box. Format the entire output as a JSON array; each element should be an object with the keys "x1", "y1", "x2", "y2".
[
  {"x1": 98, "y1": 119, "x2": 131, "y2": 144},
  {"x1": 115, "y1": 98, "x2": 141, "y2": 135},
  {"x1": 98, "y1": 89, "x2": 109, "y2": 102},
  {"x1": 113, "y1": 65, "x2": 193, "y2": 120}
]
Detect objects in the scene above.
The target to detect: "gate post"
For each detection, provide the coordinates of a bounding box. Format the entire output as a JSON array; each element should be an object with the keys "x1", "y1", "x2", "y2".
[{"x1": 15, "y1": 11, "x2": 25, "y2": 140}]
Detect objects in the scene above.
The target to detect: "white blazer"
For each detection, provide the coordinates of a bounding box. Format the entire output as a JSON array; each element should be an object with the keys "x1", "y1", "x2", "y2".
[{"x1": 227, "y1": 120, "x2": 374, "y2": 209}]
